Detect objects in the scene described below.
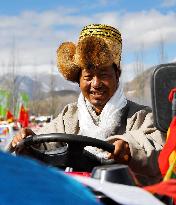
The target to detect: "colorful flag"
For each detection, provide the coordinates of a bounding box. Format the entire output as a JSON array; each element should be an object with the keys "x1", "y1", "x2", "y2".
[
  {"x1": 15, "y1": 92, "x2": 29, "y2": 119},
  {"x1": 144, "y1": 179, "x2": 176, "y2": 203},
  {"x1": 158, "y1": 117, "x2": 176, "y2": 180},
  {"x1": 0, "y1": 90, "x2": 10, "y2": 119},
  {"x1": 0, "y1": 127, "x2": 9, "y2": 135},
  {"x1": 158, "y1": 88, "x2": 176, "y2": 181},
  {"x1": 19, "y1": 104, "x2": 29, "y2": 128},
  {"x1": 20, "y1": 92, "x2": 29, "y2": 109},
  {"x1": 6, "y1": 110, "x2": 14, "y2": 122},
  {"x1": 23, "y1": 109, "x2": 29, "y2": 128}
]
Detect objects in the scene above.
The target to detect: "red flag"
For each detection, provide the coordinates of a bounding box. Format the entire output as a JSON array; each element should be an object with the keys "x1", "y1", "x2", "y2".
[
  {"x1": 168, "y1": 88, "x2": 176, "y2": 102},
  {"x1": 144, "y1": 179, "x2": 176, "y2": 203},
  {"x1": 6, "y1": 110, "x2": 14, "y2": 121},
  {"x1": 158, "y1": 88, "x2": 176, "y2": 179},
  {"x1": 23, "y1": 109, "x2": 29, "y2": 128},
  {"x1": 158, "y1": 117, "x2": 176, "y2": 177},
  {"x1": 19, "y1": 105, "x2": 29, "y2": 128}
]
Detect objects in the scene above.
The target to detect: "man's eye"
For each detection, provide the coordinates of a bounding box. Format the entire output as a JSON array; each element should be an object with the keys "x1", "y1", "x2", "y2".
[
  {"x1": 101, "y1": 73, "x2": 108, "y2": 78},
  {"x1": 84, "y1": 76, "x2": 92, "y2": 80}
]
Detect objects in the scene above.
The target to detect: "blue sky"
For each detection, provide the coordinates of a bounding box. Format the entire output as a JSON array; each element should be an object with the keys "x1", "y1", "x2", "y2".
[
  {"x1": 0, "y1": 0, "x2": 176, "y2": 81},
  {"x1": 1, "y1": 0, "x2": 175, "y2": 14}
]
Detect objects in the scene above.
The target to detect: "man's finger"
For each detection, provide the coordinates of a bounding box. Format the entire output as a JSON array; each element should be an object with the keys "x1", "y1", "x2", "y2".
[
  {"x1": 24, "y1": 128, "x2": 35, "y2": 137},
  {"x1": 11, "y1": 128, "x2": 35, "y2": 148},
  {"x1": 107, "y1": 152, "x2": 113, "y2": 159},
  {"x1": 7, "y1": 142, "x2": 15, "y2": 153},
  {"x1": 113, "y1": 140, "x2": 124, "y2": 157}
]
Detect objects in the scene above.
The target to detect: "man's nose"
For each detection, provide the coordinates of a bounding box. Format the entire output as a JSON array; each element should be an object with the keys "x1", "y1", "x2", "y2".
[{"x1": 92, "y1": 76, "x2": 102, "y2": 88}]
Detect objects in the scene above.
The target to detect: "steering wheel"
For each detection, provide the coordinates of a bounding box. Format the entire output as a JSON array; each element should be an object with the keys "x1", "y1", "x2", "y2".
[{"x1": 16, "y1": 133, "x2": 115, "y2": 171}]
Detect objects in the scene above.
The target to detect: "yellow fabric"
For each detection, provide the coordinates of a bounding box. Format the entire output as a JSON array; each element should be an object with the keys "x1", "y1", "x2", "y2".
[
  {"x1": 163, "y1": 126, "x2": 176, "y2": 181},
  {"x1": 169, "y1": 151, "x2": 176, "y2": 174}
]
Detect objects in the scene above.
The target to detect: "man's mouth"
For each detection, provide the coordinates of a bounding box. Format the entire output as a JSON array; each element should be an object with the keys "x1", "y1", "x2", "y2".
[{"x1": 90, "y1": 91, "x2": 104, "y2": 97}]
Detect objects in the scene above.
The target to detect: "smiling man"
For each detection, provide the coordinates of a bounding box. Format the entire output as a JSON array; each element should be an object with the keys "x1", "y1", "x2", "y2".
[
  {"x1": 79, "y1": 63, "x2": 119, "y2": 114},
  {"x1": 9, "y1": 24, "x2": 165, "y2": 185}
]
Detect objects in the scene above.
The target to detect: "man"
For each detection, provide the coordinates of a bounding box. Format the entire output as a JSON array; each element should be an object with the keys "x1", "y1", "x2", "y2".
[{"x1": 8, "y1": 24, "x2": 165, "y2": 185}]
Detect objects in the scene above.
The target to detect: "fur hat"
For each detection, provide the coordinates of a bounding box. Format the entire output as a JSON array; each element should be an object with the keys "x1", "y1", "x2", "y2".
[{"x1": 57, "y1": 24, "x2": 122, "y2": 83}]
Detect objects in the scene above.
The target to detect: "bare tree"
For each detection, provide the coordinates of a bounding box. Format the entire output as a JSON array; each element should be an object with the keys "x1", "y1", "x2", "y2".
[
  {"x1": 0, "y1": 61, "x2": 6, "y2": 77},
  {"x1": 29, "y1": 65, "x2": 44, "y2": 116},
  {"x1": 48, "y1": 60, "x2": 56, "y2": 117},
  {"x1": 6, "y1": 37, "x2": 23, "y2": 116},
  {"x1": 133, "y1": 43, "x2": 145, "y2": 104},
  {"x1": 158, "y1": 36, "x2": 167, "y2": 64}
]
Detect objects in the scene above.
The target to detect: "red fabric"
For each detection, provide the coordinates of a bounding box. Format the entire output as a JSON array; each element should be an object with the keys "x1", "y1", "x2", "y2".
[
  {"x1": 23, "y1": 110, "x2": 29, "y2": 128},
  {"x1": 158, "y1": 117, "x2": 176, "y2": 176},
  {"x1": 168, "y1": 88, "x2": 176, "y2": 102},
  {"x1": 144, "y1": 179, "x2": 176, "y2": 203},
  {"x1": 6, "y1": 110, "x2": 14, "y2": 121},
  {"x1": 19, "y1": 105, "x2": 29, "y2": 128},
  {"x1": 66, "y1": 172, "x2": 91, "y2": 177}
]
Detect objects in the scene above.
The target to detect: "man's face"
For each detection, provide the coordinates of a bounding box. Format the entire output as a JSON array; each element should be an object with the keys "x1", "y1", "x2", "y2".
[{"x1": 79, "y1": 64, "x2": 119, "y2": 111}]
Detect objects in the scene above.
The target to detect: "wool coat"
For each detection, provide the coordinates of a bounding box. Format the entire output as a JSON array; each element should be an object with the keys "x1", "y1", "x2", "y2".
[{"x1": 34, "y1": 100, "x2": 165, "y2": 185}]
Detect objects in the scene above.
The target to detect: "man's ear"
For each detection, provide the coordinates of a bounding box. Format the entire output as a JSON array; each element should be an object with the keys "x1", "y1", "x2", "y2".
[
  {"x1": 116, "y1": 66, "x2": 121, "y2": 78},
  {"x1": 113, "y1": 63, "x2": 121, "y2": 79}
]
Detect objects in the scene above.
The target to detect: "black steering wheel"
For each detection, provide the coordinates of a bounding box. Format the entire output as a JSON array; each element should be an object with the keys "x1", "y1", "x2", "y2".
[{"x1": 16, "y1": 133, "x2": 115, "y2": 171}]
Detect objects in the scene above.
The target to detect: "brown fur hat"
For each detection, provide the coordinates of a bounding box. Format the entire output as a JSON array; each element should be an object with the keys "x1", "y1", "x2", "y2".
[{"x1": 57, "y1": 24, "x2": 122, "y2": 83}]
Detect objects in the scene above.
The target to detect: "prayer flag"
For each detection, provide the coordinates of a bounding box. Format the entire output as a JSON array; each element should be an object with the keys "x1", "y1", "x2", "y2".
[{"x1": 19, "y1": 104, "x2": 29, "y2": 128}]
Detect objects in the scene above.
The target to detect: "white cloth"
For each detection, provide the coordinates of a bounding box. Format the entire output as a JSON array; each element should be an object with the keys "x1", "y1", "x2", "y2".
[
  {"x1": 77, "y1": 82, "x2": 127, "y2": 158},
  {"x1": 75, "y1": 176, "x2": 165, "y2": 205}
]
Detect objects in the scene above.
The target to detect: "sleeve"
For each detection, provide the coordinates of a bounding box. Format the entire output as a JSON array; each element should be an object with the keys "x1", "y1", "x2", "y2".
[
  {"x1": 31, "y1": 109, "x2": 66, "y2": 151},
  {"x1": 34, "y1": 113, "x2": 65, "y2": 135},
  {"x1": 109, "y1": 110, "x2": 166, "y2": 185}
]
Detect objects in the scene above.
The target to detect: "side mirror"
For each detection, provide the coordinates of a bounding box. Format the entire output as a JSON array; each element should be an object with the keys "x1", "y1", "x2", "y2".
[{"x1": 151, "y1": 63, "x2": 176, "y2": 132}]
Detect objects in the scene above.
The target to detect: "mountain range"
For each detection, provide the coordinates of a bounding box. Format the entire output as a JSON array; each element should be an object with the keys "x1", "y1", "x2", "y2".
[
  {"x1": 0, "y1": 66, "x2": 156, "y2": 108},
  {"x1": 0, "y1": 72, "x2": 80, "y2": 100}
]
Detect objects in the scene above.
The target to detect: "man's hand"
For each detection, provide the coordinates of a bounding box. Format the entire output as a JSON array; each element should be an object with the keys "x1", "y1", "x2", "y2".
[
  {"x1": 108, "y1": 139, "x2": 131, "y2": 164},
  {"x1": 8, "y1": 128, "x2": 35, "y2": 154}
]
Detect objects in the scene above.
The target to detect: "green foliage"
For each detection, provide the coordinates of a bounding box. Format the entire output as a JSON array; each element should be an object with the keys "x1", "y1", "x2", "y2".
[{"x1": 0, "y1": 90, "x2": 10, "y2": 118}]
